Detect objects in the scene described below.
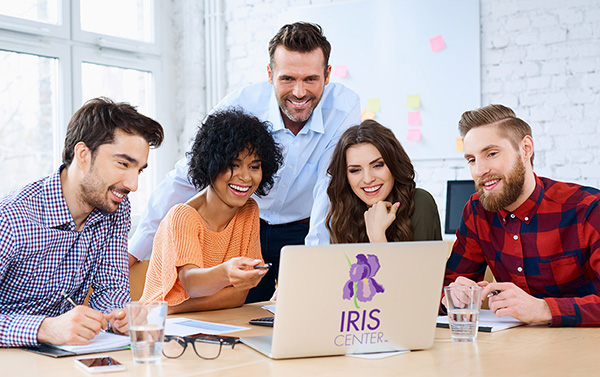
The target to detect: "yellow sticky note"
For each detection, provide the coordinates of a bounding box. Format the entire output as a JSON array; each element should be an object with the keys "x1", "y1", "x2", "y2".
[
  {"x1": 361, "y1": 108, "x2": 376, "y2": 121},
  {"x1": 406, "y1": 95, "x2": 420, "y2": 108},
  {"x1": 367, "y1": 98, "x2": 381, "y2": 112},
  {"x1": 455, "y1": 137, "x2": 464, "y2": 151}
]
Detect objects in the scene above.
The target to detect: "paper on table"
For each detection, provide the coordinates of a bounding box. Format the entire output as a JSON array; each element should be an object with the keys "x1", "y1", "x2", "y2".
[
  {"x1": 347, "y1": 350, "x2": 410, "y2": 359},
  {"x1": 262, "y1": 304, "x2": 276, "y2": 314},
  {"x1": 437, "y1": 309, "x2": 525, "y2": 332},
  {"x1": 52, "y1": 331, "x2": 130, "y2": 354},
  {"x1": 165, "y1": 318, "x2": 250, "y2": 336}
]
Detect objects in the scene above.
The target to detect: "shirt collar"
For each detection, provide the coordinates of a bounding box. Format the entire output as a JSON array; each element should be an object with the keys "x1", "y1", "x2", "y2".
[
  {"x1": 498, "y1": 174, "x2": 543, "y2": 223},
  {"x1": 268, "y1": 87, "x2": 325, "y2": 135},
  {"x1": 41, "y1": 165, "x2": 106, "y2": 230}
]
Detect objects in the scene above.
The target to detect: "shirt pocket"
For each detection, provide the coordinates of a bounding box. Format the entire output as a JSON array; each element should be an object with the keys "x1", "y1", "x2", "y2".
[{"x1": 536, "y1": 254, "x2": 586, "y2": 295}]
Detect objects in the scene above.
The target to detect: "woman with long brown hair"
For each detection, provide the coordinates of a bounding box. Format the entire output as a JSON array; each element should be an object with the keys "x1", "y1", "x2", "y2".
[{"x1": 326, "y1": 120, "x2": 441, "y2": 243}]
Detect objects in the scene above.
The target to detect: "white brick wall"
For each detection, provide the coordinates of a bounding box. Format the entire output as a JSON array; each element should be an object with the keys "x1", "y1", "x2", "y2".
[{"x1": 173, "y1": 0, "x2": 600, "y2": 234}]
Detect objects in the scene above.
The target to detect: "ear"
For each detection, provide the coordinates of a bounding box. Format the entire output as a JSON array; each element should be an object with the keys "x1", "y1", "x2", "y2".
[
  {"x1": 267, "y1": 63, "x2": 273, "y2": 84},
  {"x1": 73, "y1": 141, "x2": 92, "y2": 170},
  {"x1": 324, "y1": 65, "x2": 331, "y2": 85},
  {"x1": 521, "y1": 135, "x2": 534, "y2": 165}
]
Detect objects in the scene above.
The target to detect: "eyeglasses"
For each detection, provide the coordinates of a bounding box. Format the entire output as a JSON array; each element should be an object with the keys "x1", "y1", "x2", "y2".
[{"x1": 162, "y1": 334, "x2": 237, "y2": 360}]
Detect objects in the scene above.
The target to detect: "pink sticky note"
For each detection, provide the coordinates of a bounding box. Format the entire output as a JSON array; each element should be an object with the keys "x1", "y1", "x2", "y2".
[
  {"x1": 407, "y1": 111, "x2": 421, "y2": 126},
  {"x1": 332, "y1": 65, "x2": 348, "y2": 78},
  {"x1": 429, "y1": 35, "x2": 446, "y2": 52},
  {"x1": 406, "y1": 128, "x2": 422, "y2": 142}
]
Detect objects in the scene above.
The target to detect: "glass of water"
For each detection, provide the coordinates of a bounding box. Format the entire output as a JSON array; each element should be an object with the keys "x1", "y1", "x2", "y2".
[
  {"x1": 443, "y1": 286, "x2": 482, "y2": 342},
  {"x1": 126, "y1": 301, "x2": 168, "y2": 363}
]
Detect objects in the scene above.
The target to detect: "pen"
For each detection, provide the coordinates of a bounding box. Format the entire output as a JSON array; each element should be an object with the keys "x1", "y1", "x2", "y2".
[
  {"x1": 487, "y1": 290, "x2": 501, "y2": 298},
  {"x1": 61, "y1": 291, "x2": 78, "y2": 307},
  {"x1": 62, "y1": 291, "x2": 109, "y2": 333}
]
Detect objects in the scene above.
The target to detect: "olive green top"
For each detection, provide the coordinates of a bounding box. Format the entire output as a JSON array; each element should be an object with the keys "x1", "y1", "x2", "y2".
[{"x1": 410, "y1": 188, "x2": 442, "y2": 241}]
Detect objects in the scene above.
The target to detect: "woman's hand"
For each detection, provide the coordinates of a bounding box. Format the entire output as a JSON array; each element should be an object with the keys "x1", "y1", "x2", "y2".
[
  {"x1": 364, "y1": 201, "x2": 399, "y2": 242},
  {"x1": 223, "y1": 257, "x2": 267, "y2": 290}
]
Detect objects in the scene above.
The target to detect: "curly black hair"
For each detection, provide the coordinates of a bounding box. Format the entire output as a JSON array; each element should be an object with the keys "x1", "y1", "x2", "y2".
[{"x1": 187, "y1": 108, "x2": 283, "y2": 197}]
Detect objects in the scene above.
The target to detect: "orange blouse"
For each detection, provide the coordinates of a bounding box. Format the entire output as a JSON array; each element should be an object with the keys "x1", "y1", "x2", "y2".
[{"x1": 140, "y1": 199, "x2": 261, "y2": 306}]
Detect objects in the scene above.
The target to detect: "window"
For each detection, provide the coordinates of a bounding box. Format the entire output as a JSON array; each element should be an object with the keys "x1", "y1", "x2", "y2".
[{"x1": 0, "y1": 0, "x2": 172, "y2": 221}]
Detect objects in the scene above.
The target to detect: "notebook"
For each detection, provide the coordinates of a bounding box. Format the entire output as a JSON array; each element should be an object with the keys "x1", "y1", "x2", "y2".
[
  {"x1": 24, "y1": 331, "x2": 130, "y2": 358},
  {"x1": 437, "y1": 309, "x2": 526, "y2": 332},
  {"x1": 241, "y1": 241, "x2": 448, "y2": 359}
]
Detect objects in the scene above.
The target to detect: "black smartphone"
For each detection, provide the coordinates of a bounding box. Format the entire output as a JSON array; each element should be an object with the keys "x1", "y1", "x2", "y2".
[
  {"x1": 74, "y1": 355, "x2": 126, "y2": 373},
  {"x1": 254, "y1": 263, "x2": 272, "y2": 269}
]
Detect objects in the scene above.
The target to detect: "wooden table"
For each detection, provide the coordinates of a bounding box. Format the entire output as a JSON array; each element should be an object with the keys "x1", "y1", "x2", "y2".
[{"x1": 1, "y1": 302, "x2": 597, "y2": 376}]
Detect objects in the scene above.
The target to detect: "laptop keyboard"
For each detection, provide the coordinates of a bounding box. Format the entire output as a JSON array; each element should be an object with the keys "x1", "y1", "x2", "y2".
[{"x1": 249, "y1": 316, "x2": 274, "y2": 327}]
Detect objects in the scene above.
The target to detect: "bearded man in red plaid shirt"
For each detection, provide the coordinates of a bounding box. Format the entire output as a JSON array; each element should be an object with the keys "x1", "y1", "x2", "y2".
[{"x1": 445, "y1": 104, "x2": 600, "y2": 327}]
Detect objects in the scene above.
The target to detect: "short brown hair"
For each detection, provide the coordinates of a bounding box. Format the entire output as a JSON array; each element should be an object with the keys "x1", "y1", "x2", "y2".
[
  {"x1": 268, "y1": 22, "x2": 331, "y2": 71},
  {"x1": 62, "y1": 97, "x2": 164, "y2": 166},
  {"x1": 459, "y1": 104, "x2": 534, "y2": 164}
]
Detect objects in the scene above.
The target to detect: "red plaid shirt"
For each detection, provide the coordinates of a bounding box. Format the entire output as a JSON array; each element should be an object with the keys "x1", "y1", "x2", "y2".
[{"x1": 445, "y1": 175, "x2": 600, "y2": 326}]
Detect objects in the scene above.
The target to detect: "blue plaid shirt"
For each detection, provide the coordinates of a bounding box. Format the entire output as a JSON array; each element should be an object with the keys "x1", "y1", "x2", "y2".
[{"x1": 0, "y1": 166, "x2": 131, "y2": 347}]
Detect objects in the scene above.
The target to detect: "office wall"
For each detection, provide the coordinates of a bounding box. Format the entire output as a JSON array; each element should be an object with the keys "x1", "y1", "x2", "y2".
[{"x1": 173, "y1": 0, "x2": 600, "y2": 233}]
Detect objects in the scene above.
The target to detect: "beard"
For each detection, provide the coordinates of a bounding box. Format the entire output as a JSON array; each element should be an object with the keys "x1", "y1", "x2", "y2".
[
  {"x1": 277, "y1": 94, "x2": 320, "y2": 124},
  {"x1": 80, "y1": 164, "x2": 128, "y2": 214},
  {"x1": 476, "y1": 157, "x2": 526, "y2": 212}
]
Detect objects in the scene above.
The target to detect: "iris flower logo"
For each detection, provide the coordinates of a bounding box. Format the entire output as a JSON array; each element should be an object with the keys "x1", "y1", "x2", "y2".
[{"x1": 343, "y1": 254, "x2": 384, "y2": 309}]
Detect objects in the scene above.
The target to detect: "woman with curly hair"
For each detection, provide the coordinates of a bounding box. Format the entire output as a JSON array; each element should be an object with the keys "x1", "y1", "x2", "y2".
[
  {"x1": 326, "y1": 120, "x2": 441, "y2": 243},
  {"x1": 141, "y1": 109, "x2": 283, "y2": 313}
]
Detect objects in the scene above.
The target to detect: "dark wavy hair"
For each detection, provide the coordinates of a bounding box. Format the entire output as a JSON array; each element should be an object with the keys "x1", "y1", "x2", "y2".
[
  {"x1": 326, "y1": 120, "x2": 416, "y2": 243},
  {"x1": 268, "y1": 22, "x2": 331, "y2": 74},
  {"x1": 62, "y1": 97, "x2": 164, "y2": 165},
  {"x1": 187, "y1": 108, "x2": 283, "y2": 197}
]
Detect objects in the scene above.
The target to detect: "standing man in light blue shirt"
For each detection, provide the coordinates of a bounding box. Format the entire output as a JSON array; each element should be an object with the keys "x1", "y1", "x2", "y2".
[{"x1": 129, "y1": 22, "x2": 361, "y2": 302}]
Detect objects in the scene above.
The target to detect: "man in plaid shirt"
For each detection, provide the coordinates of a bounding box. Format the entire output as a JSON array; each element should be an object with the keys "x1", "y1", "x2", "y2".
[
  {"x1": 0, "y1": 98, "x2": 164, "y2": 347},
  {"x1": 445, "y1": 104, "x2": 600, "y2": 326}
]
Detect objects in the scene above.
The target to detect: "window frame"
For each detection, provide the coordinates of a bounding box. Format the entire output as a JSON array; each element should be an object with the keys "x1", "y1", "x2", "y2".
[{"x1": 0, "y1": 0, "x2": 173, "y2": 221}]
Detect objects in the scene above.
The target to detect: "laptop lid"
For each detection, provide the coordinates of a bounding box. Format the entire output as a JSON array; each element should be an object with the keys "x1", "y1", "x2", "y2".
[{"x1": 242, "y1": 241, "x2": 447, "y2": 359}]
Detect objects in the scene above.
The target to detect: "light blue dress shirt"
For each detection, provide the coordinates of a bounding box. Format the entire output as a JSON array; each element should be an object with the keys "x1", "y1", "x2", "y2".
[{"x1": 129, "y1": 81, "x2": 360, "y2": 260}]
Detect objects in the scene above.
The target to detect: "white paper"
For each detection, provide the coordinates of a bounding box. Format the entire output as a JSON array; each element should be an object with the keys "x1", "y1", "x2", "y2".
[
  {"x1": 437, "y1": 309, "x2": 525, "y2": 332},
  {"x1": 53, "y1": 331, "x2": 130, "y2": 353},
  {"x1": 262, "y1": 304, "x2": 276, "y2": 314},
  {"x1": 347, "y1": 350, "x2": 410, "y2": 359},
  {"x1": 165, "y1": 318, "x2": 250, "y2": 336}
]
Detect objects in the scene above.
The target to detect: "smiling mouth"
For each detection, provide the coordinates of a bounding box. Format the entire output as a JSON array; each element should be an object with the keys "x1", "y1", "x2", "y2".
[
  {"x1": 110, "y1": 188, "x2": 128, "y2": 202},
  {"x1": 481, "y1": 178, "x2": 501, "y2": 191},
  {"x1": 288, "y1": 98, "x2": 311, "y2": 109},
  {"x1": 362, "y1": 185, "x2": 382, "y2": 195},
  {"x1": 229, "y1": 184, "x2": 250, "y2": 196}
]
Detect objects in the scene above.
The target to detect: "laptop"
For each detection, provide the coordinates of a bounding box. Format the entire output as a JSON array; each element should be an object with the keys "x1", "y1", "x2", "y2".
[{"x1": 241, "y1": 241, "x2": 447, "y2": 359}]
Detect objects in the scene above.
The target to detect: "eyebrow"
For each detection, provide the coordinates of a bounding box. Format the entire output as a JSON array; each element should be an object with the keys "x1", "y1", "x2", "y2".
[
  {"x1": 463, "y1": 144, "x2": 503, "y2": 159},
  {"x1": 115, "y1": 153, "x2": 148, "y2": 170},
  {"x1": 347, "y1": 156, "x2": 384, "y2": 168}
]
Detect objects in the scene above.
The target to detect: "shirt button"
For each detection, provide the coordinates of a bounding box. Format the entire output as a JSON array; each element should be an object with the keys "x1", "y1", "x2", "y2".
[
  {"x1": 517, "y1": 267, "x2": 523, "y2": 272},
  {"x1": 293, "y1": 141, "x2": 297, "y2": 145},
  {"x1": 524, "y1": 217, "x2": 529, "y2": 221},
  {"x1": 513, "y1": 235, "x2": 519, "y2": 240},
  {"x1": 277, "y1": 200, "x2": 281, "y2": 204},
  {"x1": 272, "y1": 211, "x2": 276, "y2": 214},
  {"x1": 510, "y1": 214, "x2": 515, "y2": 218},
  {"x1": 282, "y1": 184, "x2": 287, "y2": 188},
  {"x1": 288, "y1": 165, "x2": 293, "y2": 169}
]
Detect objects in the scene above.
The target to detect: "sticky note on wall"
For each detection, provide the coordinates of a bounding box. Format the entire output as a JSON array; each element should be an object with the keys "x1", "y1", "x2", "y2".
[
  {"x1": 332, "y1": 65, "x2": 348, "y2": 78},
  {"x1": 407, "y1": 111, "x2": 421, "y2": 126},
  {"x1": 405, "y1": 95, "x2": 420, "y2": 108},
  {"x1": 429, "y1": 35, "x2": 446, "y2": 52},
  {"x1": 367, "y1": 98, "x2": 381, "y2": 112},
  {"x1": 406, "y1": 128, "x2": 422, "y2": 142},
  {"x1": 455, "y1": 137, "x2": 464, "y2": 151},
  {"x1": 361, "y1": 109, "x2": 376, "y2": 121}
]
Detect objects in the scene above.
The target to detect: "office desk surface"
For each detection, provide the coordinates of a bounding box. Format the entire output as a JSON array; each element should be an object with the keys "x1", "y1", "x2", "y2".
[{"x1": 1, "y1": 302, "x2": 596, "y2": 377}]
